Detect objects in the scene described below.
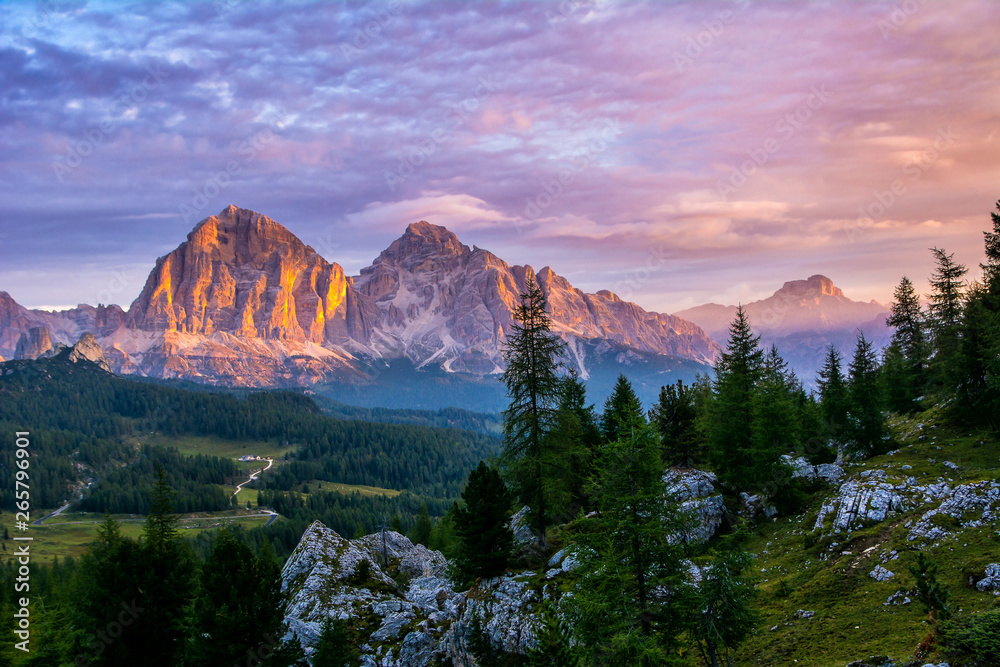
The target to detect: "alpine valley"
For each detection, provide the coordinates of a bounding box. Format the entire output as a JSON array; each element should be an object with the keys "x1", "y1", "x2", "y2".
[{"x1": 0, "y1": 205, "x2": 888, "y2": 410}]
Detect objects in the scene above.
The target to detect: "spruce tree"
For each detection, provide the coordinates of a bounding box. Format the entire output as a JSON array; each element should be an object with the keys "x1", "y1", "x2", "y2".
[
  {"x1": 710, "y1": 306, "x2": 764, "y2": 489},
  {"x1": 501, "y1": 274, "x2": 567, "y2": 543},
  {"x1": 845, "y1": 333, "x2": 888, "y2": 458},
  {"x1": 690, "y1": 540, "x2": 759, "y2": 667},
  {"x1": 190, "y1": 529, "x2": 301, "y2": 667},
  {"x1": 750, "y1": 346, "x2": 799, "y2": 501},
  {"x1": 885, "y1": 275, "x2": 928, "y2": 410},
  {"x1": 568, "y1": 377, "x2": 686, "y2": 664},
  {"x1": 817, "y1": 346, "x2": 848, "y2": 447},
  {"x1": 982, "y1": 200, "x2": 1000, "y2": 296},
  {"x1": 927, "y1": 247, "x2": 968, "y2": 387},
  {"x1": 601, "y1": 374, "x2": 644, "y2": 444},
  {"x1": 649, "y1": 380, "x2": 699, "y2": 467},
  {"x1": 527, "y1": 603, "x2": 581, "y2": 667},
  {"x1": 910, "y1": 553, "x2": 951, "y2": 625},
  {"x1": 312, "y1": 616, "x2": 357, "y2": 667},
  {"x1": 0, "y1": 604, "x2": 15, "y2": 666},
  {"x1": 139, "y1": 465, "x2": 195, "y2": 667},
  {"x1": 411, "y1": 502, "x2": 432, "y2": 546},
  {"x1": 955, "y1": 282, "x2": 1000, "y2": 430},
  {"x1": 453, "y1": 462, "x2": 515, "y2": 582},
  {"x1": 553, "y1": 369, "x2": 600, "y2": 512}
]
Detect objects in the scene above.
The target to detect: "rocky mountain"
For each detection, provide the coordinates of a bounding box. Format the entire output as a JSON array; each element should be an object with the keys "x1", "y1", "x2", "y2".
[
  {"x1": 0, "y1": 206, "x2": 721, "y2": 395},
  {"x1": 675, "y1": 275, "x2": 891, "y2": 384}
]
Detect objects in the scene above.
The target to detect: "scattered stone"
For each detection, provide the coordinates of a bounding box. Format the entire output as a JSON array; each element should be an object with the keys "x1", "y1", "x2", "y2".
[
  {"x1": 794, "y1": 609, "x2": 815, "y2": 619},
  {"x1": 869, "y1": 566, "x2": 894, "y2": 582},
  {"x1": 943, "y1": 461, "x2": 959, "y2": 470}
]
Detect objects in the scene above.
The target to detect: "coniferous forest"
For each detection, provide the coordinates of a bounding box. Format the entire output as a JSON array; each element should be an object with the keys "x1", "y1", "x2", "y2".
[{"x1": 0, "y1": 204, "x2": 998, "y2": 665}]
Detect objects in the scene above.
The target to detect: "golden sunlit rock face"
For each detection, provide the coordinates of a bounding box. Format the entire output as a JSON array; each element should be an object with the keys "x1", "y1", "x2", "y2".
[
  {"x1": 1, "y1": 206, "x2": 725, "y2": 387},
  {"x1": 128, "y1": 205, "x2": 367, "y2": 345}
]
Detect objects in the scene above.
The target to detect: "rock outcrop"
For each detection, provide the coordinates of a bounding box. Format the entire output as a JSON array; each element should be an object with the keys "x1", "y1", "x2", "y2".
[
  {"x1": 14, "y1": 326, "x2": 55, "y2": 360},
  {"x1": 67, "y1": 333, "x2": 111, "y2": 372},
  {"x1": 664, "y1": 468, "x2": 725, "y2": 543},
  {"x1": 280, "y1": 521, "x2": 549, "y2": 666}
]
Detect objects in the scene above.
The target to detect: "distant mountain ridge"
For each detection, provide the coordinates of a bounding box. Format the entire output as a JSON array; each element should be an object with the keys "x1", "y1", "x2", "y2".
[
  {"x1": 0, "y1": 206, "x2": 720, "y2": 391},
  {"x1": 675, "y1": 274, "x2": 891, "y2": 384}
]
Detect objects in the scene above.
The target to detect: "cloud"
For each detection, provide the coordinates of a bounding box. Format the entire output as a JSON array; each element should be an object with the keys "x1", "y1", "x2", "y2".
[{"x1": 0, "y1": 0, "x2": 997, "y2": 312}]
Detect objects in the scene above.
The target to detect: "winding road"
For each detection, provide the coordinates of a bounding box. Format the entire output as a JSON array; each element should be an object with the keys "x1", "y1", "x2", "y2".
[{"x1": 231, "y1": 457, "x2": 273, "y2": 500}]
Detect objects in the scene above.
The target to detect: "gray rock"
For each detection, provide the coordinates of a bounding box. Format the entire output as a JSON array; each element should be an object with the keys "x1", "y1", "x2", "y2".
[
  {"x1": 548, "y1": 549, "x2": 566, "y2": 568},
  {"x1": 976, "y1": 563, "x2": 1000, "y2": 592},
  {"x1": 664, "y1": 468, "x2": 717, "y2": 501},
  {"x1": 665, "y1": 468, "x2": 725, "y2": 543},
  {"x1": 509, "y1": 506, "x2": 535, "y2": 547},
  {"x1": 814, "y1": 480, "x2": 908, "y2": 532},
  {"x1": 869, "y1": 566, "x2": 894, "y2": 582}
]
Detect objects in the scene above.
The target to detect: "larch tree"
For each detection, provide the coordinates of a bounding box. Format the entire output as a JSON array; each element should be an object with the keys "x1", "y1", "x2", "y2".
[{"x1": 501, "y1": 274, "x2": 567, "y2": 544}]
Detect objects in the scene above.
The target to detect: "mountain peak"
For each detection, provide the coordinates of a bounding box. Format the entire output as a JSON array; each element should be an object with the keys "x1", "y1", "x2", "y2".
[
  {"x1": 379, "y1": 221, "x2": 470, "y2": 264},
  {"x1": 187, "y1": 205, "x2": 302, "y2": 256},
  {"x1": 774, "y1": 274, "x2": 844, "y2": 299}
]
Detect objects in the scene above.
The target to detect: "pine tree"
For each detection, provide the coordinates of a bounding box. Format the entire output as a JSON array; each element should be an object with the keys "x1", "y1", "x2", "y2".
[
  {"x1": 453, "y1": 462, "x2": 515, "y2": 582},
  {"x1": 910, "y1": 553, "x2": 951, "y2": 625},
  {"x1": 649, "y1": 380, "x2": 699, "y2": 467},
  {"x1": 955, "y1": 282, "x2": 1000, "y2": 430},
  {"x1": 601, "y1": 374, "x2": 644, "y2": 444},
  {"x1": 927, "y1": 247, "x2": 968, "y2": 388},
  {"x1": 138, "y1": 465, "x2": 195, "y2": 667},
  {"x1": 845, "y1": 333, "x2": 888, "y2": 458},
  {"x1": 982, "y1": 200, "x2": 1000, "y2": 296},
  {"x1": 411, "y1": 502, "x2": 432, "y2": 546},
  {"x1": 817, "y1": 346, "x2": 848, "y2": 447},
  {"x1": 527, "y1": 603, "x2": 581, "y2": 667},
  {"x1": 190, "y1": 528, "x2": 301, "y2": 667},
  {"x1": 690, "y1": 538, "x2": 759, "y2": 667},
  {"x1": 312, "y1": 616, "x2": 357, "y2": 667},
  {"x1": 750, "y1": 346, "x2": 799, "y2": 502},
  {"x1": 0, "y1": 603, "x2": 18, "y2": 666},
  {"x1": 501, "y1": 274, "x2": 567, "y2": 544},
  {"x1": 69, "y1": 515, "x2": 148, "y2": 666},
  {"x1": 568, "y1": 377, "x2": 686, "y2": 664},
  {"x1": 553, "y1": 370, "x2": 600, "y2": 512},
  {"x1": 885, "y1": 275, "x2": 928, "y2": 409},
  {"x1": 710, "y1": 306, "x2": 764, "y2": 489}
]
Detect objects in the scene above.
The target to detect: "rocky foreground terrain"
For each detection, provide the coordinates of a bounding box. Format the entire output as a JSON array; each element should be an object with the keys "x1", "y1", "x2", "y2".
[{"x1": 277, "y1": 426, "x2": 1000, "y2": 666}]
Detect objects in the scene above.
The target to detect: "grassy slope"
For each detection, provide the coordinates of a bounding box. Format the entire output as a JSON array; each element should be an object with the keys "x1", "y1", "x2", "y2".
[
  {"x1": 0, "y1": 511, "x2": 274, "y2": 564},
  {"x1": 739, "y1": 405, "x2": 999, "y2": 667}
]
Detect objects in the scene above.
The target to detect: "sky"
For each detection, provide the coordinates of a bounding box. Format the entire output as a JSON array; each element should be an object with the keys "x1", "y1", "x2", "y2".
[{"x1": 0, "y1": 0, "x2": 997, "y2": 314}]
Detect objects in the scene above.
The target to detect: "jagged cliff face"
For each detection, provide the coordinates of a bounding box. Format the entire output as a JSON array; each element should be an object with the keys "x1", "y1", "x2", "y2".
[
  {"x1": 0, "y1": 206, "x2": 721, "y2": 386},
  {"x1": 128, "y1": 205, "x2": 374, "y2": 345},
  {"x1": 355, "y1": 221, "x2": 720, "y2": 375}
]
